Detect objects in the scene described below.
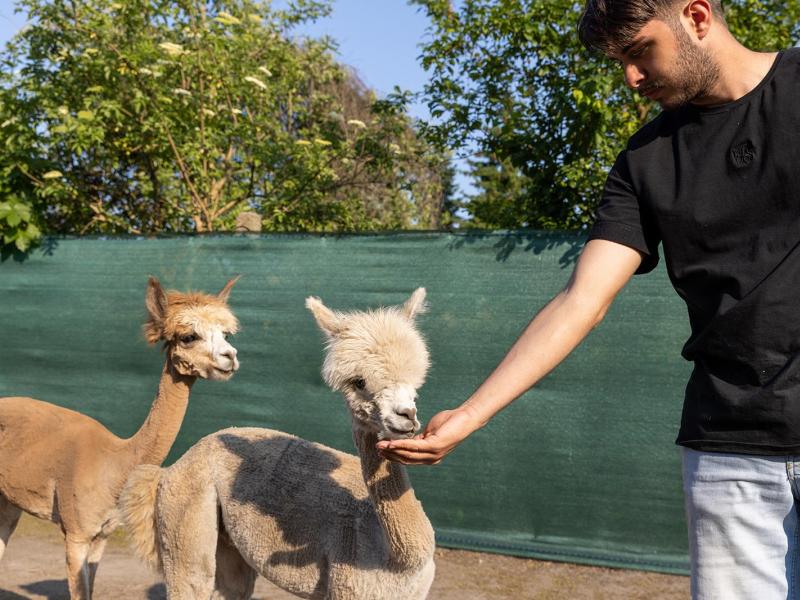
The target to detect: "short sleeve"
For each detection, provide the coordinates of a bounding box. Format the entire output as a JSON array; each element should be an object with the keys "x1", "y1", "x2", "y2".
[{"x1": 588, "y1": 150, "x2": 661, "y2": 274}]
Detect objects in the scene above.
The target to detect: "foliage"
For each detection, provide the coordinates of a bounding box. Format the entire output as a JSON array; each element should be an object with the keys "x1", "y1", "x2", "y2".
[
  {"x1": 0, "y1": 138, "x2": 40, "y2": 254},
  {"x1": 0, "y1": 196, "x2": 40, "y2": 253},
  {"x1": 412, "y1": 0, "x2": 800, "y2": 230},
  {"x1": 725, "y1": 0, "x2": 800, "y2": 50},
  {"x1": 0, "y1": 0, "x2": 450, "y2": 242}
]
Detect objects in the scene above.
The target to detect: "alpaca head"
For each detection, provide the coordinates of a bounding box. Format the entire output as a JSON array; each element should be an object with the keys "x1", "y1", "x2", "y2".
[
  {"x1": 143, "y1": 277, "x2": 240, "y2": 381},
  {"x1": 306, "y1": 289, "x2": 430, "y2": 440}
]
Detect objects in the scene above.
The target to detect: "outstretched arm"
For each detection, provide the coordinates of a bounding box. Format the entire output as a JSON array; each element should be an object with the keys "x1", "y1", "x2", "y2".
[{"x1": 377, "y1": 238, "x2": 644, "y2": 464}]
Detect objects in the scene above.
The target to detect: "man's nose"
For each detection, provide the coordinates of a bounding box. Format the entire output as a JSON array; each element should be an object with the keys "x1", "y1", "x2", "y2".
[{"x1": 623, "y1": 62, "x2": 646, "y2": 89}]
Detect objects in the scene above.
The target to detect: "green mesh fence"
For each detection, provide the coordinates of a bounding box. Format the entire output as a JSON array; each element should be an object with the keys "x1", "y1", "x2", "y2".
[{"x1": 0, "y1": 233, "x2": 691, "y2": 574}]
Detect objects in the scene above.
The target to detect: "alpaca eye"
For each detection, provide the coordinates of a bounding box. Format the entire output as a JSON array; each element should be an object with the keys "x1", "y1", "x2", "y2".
[
  {"x1": 180, "y1": 334, "x2": 198, "y2": 344},
  {"x1": 352, "y1": 378, "x2": 366, "y2": 390}
]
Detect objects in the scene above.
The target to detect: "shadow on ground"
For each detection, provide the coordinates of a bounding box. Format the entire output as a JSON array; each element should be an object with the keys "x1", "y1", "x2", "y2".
[{"x1": 0, "y1": 579, "x2": 69, "y2": 599}]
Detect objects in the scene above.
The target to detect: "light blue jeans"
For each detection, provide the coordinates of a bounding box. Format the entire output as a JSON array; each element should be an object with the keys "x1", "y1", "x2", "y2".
[{"x1": 682, "y1": 448, "x2": 800, "y2": 600}]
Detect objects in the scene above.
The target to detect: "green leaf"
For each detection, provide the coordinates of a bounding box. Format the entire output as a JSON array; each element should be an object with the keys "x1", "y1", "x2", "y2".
[
  {"x1": 14, "y1": 232, "x2": 30, "y2": 252},
  {"x1": 5, "y1": 211, "x2": 21, "y2": 227},
  {"x1": 12, "y1": 202, "x2": 31, "y2": 221}
]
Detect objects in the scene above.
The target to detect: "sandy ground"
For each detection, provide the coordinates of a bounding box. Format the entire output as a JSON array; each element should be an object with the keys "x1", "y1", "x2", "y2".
[{"x1": 0, "y1": 515, "x2": 689, "y2": 599}]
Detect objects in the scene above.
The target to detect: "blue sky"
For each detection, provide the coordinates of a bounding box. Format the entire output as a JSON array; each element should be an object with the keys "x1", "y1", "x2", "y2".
[
  {"x1": 275, "y1": 1, "x2": 434, "y2": 120},
  {"x1": 0, "y1": 3, "x2": 26, "y2": 46}
]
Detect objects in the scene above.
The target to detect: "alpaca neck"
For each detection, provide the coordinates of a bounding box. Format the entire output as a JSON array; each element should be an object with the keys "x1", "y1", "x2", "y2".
[
  {"x1": 353, "y1": 428, "x2": 435, "y2": 569},
  {"x1": 127, "y1": 360, "x2": 195, "y2": 465}
]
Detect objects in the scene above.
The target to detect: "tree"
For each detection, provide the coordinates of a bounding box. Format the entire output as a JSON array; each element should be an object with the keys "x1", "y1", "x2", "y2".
[
  {"x1": 412, "y1": 0, "x2": 800, "y2": 230},
  {"x1": 0, "y1": 0, "x2": 450, "y2": 252}
]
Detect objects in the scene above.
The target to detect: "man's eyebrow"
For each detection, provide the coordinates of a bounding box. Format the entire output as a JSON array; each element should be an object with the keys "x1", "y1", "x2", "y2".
[{"x1": 620, "y1": 36, "x2": 646, "y2": 56}]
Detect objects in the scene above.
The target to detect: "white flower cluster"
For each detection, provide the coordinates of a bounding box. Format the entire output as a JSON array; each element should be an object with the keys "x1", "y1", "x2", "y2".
[
  {"x1": 244, "y1": 76, "x2": 268, "y2": 90},
  {"x1": 158, "y1": 42, "x2": 185, "y2": 57},
  {"x1": 214, "y1": 12, "x2": 241, "y2": 25}
]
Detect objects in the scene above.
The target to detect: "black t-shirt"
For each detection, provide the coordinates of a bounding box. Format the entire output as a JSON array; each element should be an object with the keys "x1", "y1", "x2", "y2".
[{"x1": 589, "y1": 48, "x2": 800, "y2": 455}]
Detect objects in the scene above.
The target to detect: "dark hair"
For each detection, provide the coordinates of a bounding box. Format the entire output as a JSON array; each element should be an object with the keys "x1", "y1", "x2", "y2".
[{"x1": 578, "y1": 0, "x2": 725, "y2": 54}]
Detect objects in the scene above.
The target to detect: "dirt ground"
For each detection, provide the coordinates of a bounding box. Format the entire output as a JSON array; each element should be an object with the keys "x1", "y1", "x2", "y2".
[{"x1": 0, "y1": 514, "x2": 689, "y2": 599}]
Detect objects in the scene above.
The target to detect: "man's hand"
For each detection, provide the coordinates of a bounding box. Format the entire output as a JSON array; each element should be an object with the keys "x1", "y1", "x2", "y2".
[{"x1": 376, "y1": 407, "x2": 482, "y2": 465}]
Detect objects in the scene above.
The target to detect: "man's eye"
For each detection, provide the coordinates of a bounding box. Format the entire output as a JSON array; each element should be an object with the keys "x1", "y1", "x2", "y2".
[
  {"x1": 631, "y1": 45, "x2": 648, "y2": 57},
  {"x1": 180, "y1": 334, "x2": 198, "y2": 344}
]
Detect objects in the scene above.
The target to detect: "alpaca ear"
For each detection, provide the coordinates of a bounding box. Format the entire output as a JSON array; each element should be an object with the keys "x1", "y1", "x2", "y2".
[
  {"x1": 401, "y1": 288, "x2": 427, "y2": 320},
  {"x1": 143, "y1": 277, "x2": 168, "y2": 344},
  {"x1": 306, "y1": 296, "x2": 344, "y2": 336},
  {"x1": 217, "y1": 275, "x2": 240, "y2": 303}
]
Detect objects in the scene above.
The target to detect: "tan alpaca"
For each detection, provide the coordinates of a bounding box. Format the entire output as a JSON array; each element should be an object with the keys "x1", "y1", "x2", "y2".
[
  {"x1": 0, "y1": 277, "x2": 240, "y2": 599},
  {"x1": 121, "y1": 289, "x2": 436, "y2": 600}
]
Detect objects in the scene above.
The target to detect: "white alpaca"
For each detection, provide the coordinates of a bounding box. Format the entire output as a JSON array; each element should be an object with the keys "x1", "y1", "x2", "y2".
[{"x1": 120, "y1": 289, "x2": 436, "y2": 599}]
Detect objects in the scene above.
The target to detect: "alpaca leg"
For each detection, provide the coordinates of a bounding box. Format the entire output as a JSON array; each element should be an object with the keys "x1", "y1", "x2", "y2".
[
  {"x1": 160, "y1": 514, "x2": 218, "y2": 600},
  {"x1": 0, "y1": 494, "x2": 22, "y2": 561},
  {"x1": 86, "y1": 536, "x2": 108, "y2": 594},
  {"x1": 158, "y1": 474, "x2": 220, "y2": 599},
  {"x1": 65, "y1": 537, "x2": 92, "y2": 600},
  {"x1": 416, "y1": 560, "x2": 436, "y2": 599},
  {"x1": 211, "y1": 528, "x2": 256, "y2": 600}
]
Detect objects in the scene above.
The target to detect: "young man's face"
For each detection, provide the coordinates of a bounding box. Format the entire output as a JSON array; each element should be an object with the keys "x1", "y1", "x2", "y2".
[{"x1": 610, "y1": 16, "x2": 719, "y2": 110}]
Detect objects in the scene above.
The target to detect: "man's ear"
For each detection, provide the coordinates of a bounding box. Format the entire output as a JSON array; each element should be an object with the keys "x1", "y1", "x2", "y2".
[{"x1": 684, "y1": 0, "x2": 714, "y2": 40}]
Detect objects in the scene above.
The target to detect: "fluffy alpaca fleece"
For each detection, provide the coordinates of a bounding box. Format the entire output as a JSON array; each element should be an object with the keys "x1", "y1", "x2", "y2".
[
  {"x1": 121, "y1": 289, "x2": 436, "y2": 600},
  {"x1": 144, "y1": 289, "x2": 239, "y2": 344},
  {"x1": 0, "y1": 277, "x2": 239, "y2": 600}
]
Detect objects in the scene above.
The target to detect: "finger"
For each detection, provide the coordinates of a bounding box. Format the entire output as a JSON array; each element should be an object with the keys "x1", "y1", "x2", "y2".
[
  {"x1": 380, "y1": 448, "x2": 444, "y2": 463},
  {"x1": 422, "y1": 416, "x2": 449, "y2": 434},
  {"x1": 376, "y1": 433, "x2": 427, "y2": 450},
  {"x1": 381, "y1": 454, "x2": 439, "y2": 465},
  {"x1": 376, "y1": 438, "x2": 433, "y2": 452}
]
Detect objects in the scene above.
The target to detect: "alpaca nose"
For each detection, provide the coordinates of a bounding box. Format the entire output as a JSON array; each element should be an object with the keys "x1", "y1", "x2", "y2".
[
  {"x1": 220, "y1": 346, "x2": 238, "y2": 364},
  {"x1": 395, "y1": 406, "x2": 417, "y2": 422}
]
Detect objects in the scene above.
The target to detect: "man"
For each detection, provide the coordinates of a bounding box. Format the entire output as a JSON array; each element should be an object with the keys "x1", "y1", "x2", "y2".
[{"x1": 377, "y1": 1, "x2": 800, "y2": 597}]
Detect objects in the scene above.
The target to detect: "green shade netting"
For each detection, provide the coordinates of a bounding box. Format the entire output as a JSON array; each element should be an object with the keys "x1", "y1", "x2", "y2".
[{"x1": 0, "y1": 233, "x2": 691, "y2": 574}]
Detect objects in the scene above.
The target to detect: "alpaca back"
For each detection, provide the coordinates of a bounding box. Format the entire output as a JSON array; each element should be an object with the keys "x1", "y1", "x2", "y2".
[{"x1": 205, "y1": 427, "x2": 396, "y2": 596}]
